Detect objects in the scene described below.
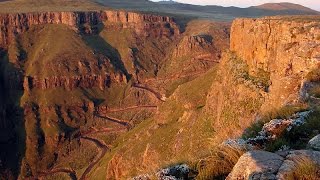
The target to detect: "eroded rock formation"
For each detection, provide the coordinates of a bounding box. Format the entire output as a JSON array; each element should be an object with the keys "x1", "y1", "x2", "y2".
[
  {"x1": 0, "y1": 10, "x2": 180, "y2": 47},
  {"x1": 231, "y1": 16, "x2": 320, "y2": 110}
]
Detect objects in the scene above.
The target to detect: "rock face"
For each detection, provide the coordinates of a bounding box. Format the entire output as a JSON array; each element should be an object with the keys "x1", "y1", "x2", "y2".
[
  {"x1": 23, "y1": 73, "x2": 126, "y2": 91},
  {"x1": 227, "y1": 150, "x2": 284, "y2": 180},
  {"x1": 276, "y1": 150, "x2": 320, "y2": 179},
  {"x1": 228, "y1": 150, "x2": 320, "y2": 180},
  {"x1": 308, "y1": 134, "x2": 320, "y2": 151},
  {"x1": 173, "y1": 35, "x2": 214, "y2": 60},
  {"x1": 0, "y1": 10, "x2": 180, "y2": 47},
  {"x1": 230, "y1": 16, "x2": 320, "y2": 110}
]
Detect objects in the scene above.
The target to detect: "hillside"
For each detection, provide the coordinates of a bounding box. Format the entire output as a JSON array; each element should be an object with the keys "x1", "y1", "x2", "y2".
[
  {"x1": 96, "y1": 0, "x2": 319, "y2": 21},
  {"x1": 0, "y1": 4, "x2": 229, "y2": 179},
  {"x1": 88, "y1": 15, "x2": 320, "y2": 179},
  {"x1": 253, "y1": 2, "x2": 318, "y2": 13},
  {"x1": 0, "y1": 0, "x2": 320, "y2": 180}
]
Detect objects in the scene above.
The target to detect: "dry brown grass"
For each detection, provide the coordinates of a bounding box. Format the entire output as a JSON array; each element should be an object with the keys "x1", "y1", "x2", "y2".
[
  {"x1": 194, "y1": 145, "x2": 246, "y2": 180},
  {"x1": 288, "y1": 156, "x2": 320, "y2": 180}
]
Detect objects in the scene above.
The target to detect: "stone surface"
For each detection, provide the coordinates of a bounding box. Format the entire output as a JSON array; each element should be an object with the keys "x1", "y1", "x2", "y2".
[
  {"x1": 276, "y1": 150, "x2": 320, "y2": 180},
  {"x1": 0, "y1": 10, "x2": 180, "y2": 47},
  {"x1": 230, "y1": 16, "x2": 320, "y2": 111},
  {"x1": 308, "y1": 134, "x2": 320, "y2": 151},
  {"x1": 227, "y1": 150, "x2": 284, "y2": 180}
]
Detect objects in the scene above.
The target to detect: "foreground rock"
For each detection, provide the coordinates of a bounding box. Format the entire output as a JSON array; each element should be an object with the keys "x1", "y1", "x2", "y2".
[
  {"x1": 277, "y1": 150, "x2": 320, "y2": 179},
  {"x1": 227, "y1": 150, "x2": 283, "y2": 180},
  {"x1": 307, "y1": 134, "x2": 320, "y2": 151},
  {"x1": 228, "y1": 150, "x2": 320, "y2": 180}
]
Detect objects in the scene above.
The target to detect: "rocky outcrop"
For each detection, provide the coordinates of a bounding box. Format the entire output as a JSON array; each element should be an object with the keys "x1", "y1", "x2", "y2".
[
  {"x1": 230, "y1": 16, "x2": 320, "y2": 110},
  {"x1": 0, "y1": 10, "x2": 180, "y2": 47},
  {"x1": 276, "y1": 150, "x2": 320, "y2": 179},
  {"x1": 23, "y1": 73, "x2": 126, "y2": 91},
  {"x1": 228, "y1": 150, "x2": 320, "y2": 180},
  {"x1": 308, "y1": 134, "x2": 320, "y2": 151},
  {"x1": 227, "y1": 150, "x2": 284, "y2": 180},
  {"x1": 173, "y1": 35, "x2": 214, "y2": 59}
]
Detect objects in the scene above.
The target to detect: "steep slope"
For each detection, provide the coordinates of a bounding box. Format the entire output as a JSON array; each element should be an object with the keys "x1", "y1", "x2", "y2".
[
  {"x1": 0, "y1": 9, "x2": 181, "y2": 179},
  {"x1": 0, "y1": 6, "x2": 231, "y2": 179},
  {"x1": 88, "y1": 15, "x2": 320, "y2": 179}
]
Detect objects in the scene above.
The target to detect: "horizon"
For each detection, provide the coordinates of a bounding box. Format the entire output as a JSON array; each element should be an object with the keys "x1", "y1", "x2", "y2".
[{"x1": 151, "y1": 0, "x2": 320, "y2": 11}]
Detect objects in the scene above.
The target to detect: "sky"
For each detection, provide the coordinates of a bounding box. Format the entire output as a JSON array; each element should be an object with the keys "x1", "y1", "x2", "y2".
[{"x1": 151, "y1": 0, "x2": 320, "y2": 11}]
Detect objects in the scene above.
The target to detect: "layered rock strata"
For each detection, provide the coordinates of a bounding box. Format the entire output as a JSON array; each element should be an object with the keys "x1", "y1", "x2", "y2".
[
  {"x1": 230, "y1": 16, "x2": 320, "y2": 110},
  {"x1": 0, "y1": 10, "x2": 180, "y2": 47}
]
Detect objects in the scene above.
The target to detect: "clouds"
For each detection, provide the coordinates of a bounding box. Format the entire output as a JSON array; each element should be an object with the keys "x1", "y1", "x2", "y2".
[{"x1": 153, "y1": 0, "x2": 320, "y2": 11}]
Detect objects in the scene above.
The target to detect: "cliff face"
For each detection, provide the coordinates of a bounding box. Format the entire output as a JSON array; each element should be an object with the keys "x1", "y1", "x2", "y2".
[
  {"x1": 0, "y1": 10, "x2": 180, "y2": 47},
  {"x1": 23, "y1": 73, "x2": 126, "y2": 92},
  {"x1": 230, "y1": 16, "x2": 320, "y2": 110}
]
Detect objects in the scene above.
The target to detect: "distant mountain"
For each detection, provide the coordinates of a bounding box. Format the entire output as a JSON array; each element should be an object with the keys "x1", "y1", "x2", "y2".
[
  {"x1": 157, "y1": 0, "x2": 178, "y2": 4},
  {"x1": 1, "y1": 0, "x2": 319, "y2": 21},
  {"x1": 94, "y1": 0, "x2": 319, "y2": 21},
  {"x1": 252, "y1": 2, "x2": 319, "y2": 14}
]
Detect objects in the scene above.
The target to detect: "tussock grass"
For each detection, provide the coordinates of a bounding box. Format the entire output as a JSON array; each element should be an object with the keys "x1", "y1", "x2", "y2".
[
  {"x1": 288, "y1": 156, "x2": 320, "y2": 180},
  {"x1": 194, "y1": 145, "x2": 245, "y2": 180}
]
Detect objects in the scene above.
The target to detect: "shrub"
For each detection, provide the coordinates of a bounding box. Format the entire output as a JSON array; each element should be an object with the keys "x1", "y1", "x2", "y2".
[
  {"x1": 242, "y1": 105, "x2": 307, "y2": 140},
  {"x1": 194, "y1": 145, "x2": 245, "y2": 179}
]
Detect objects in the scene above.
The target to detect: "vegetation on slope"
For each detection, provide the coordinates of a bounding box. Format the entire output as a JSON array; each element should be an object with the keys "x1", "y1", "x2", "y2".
[
  {"x1": 87, "y1": 51, "x2": 266, "y2": 179},
  {"x1": 0, "y1": 0, "x2": 104, "y2": 13}
]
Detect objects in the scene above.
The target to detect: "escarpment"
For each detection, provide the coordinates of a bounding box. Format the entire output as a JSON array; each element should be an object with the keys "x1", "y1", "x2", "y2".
[
  {"x1": 0, "y1": 8, "x2": 183, "y2": 179},
  {"x1": 0, "y1": 10, "x2": 180, "y2": 47},
  {"x1": 231, "y1": 16, "x2": 320, "y2": 110},
  {"x1": 23, "y1": 73, "x2": 126, "y2": 92}
]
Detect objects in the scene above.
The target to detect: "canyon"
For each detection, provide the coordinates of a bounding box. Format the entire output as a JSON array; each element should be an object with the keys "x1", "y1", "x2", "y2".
[{"x1": 0, "y1": 1, "x2": 319, "y2": 180}]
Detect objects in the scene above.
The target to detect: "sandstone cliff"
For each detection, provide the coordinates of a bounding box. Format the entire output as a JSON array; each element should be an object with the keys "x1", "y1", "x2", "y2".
[
  {"x1": 231, "y1": 16, "x2": 320, "y2": 110},
  {"x1": 0, "y1": 10, "x2": 180, "y2": 47}
]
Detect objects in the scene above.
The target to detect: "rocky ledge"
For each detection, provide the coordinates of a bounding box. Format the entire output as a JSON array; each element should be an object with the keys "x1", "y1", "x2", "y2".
[
  {"x1": 227, "y1": 150, "x2": 320, "y2": 180},
  {"x1": 0, "y1": 10, "x2": 180, "y2": 47}
]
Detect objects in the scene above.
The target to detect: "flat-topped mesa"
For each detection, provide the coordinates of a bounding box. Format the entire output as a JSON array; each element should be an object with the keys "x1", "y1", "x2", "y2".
[
  {"x1": 230, "y1": 16, "x2": 320, "y2": 109},
  {"x1": 0, "y1": 10, "x2": 180, "y2": 47}
]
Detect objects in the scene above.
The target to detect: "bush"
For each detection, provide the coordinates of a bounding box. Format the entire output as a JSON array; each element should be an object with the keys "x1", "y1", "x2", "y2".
[
  {"x1": 194, "y1": 145, "x2": 245, "y2": 179},
  {"x1": 242, "y1": 105, "x2": 307, "y2": 140}
]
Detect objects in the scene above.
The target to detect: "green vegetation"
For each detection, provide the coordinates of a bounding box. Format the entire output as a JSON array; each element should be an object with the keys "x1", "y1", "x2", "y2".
[
  {"x1": 18, "y1": 24, "x2": 108, "y2": 77},
  {"x1": 243, "y1": 105, "x2": 308, "y2": 140},
  {"x1": 88, "y1": 66, "x2": 218, "y2": 178},
  {"x1": 229, "y1": 52, "x2": 270, "y2": 89},
  {"x1": 0, "y1": 0, "x2": 104, "y2": 13}
]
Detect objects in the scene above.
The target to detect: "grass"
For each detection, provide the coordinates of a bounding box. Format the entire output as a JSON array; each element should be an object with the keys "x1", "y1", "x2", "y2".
[
  {"x1": 287, "y1": 156, "x2": 320, "y2": 180},
  {"x1": 194, "y1": 145, "x2": 246, "y2": 179},
  {"x1": 243, "y1": 104, "x2": 308, "y2": 140},
  {"x1": 244, "y1": 109, "x2": 320, "y2": 152},
  {"x1": 0, "y1": 0, "x2": 105, "y2": 13},
  {"x1": 88, "y1": 66, "x2": 218, "y2": 179},
  {"x1": 18, "y1": 24, "x2": 106, "y2": 77}
]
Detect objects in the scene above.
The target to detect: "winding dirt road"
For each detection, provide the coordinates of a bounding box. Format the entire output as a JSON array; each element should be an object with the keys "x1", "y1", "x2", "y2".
[
  {"x1": 36, "y1": 168, "x2": 77, "y2": 180},
  {"x1": 132, "y1": 82, "x2": 166, "y2": 101},
  {"x1": 79, "y1": 137, "x2": 110, "y2": 180}
]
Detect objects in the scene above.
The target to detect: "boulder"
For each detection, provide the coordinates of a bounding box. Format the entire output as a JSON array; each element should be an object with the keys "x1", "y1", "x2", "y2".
[
  {"x1": 276, "y1": 150, "x2": 320, "y2": 179},
  {"x1": 227, "y1": 150, "x2": 283, "y2": 180},
  {"x1": 307, "y1": 134, "x2": 320, "y2": 151}
]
